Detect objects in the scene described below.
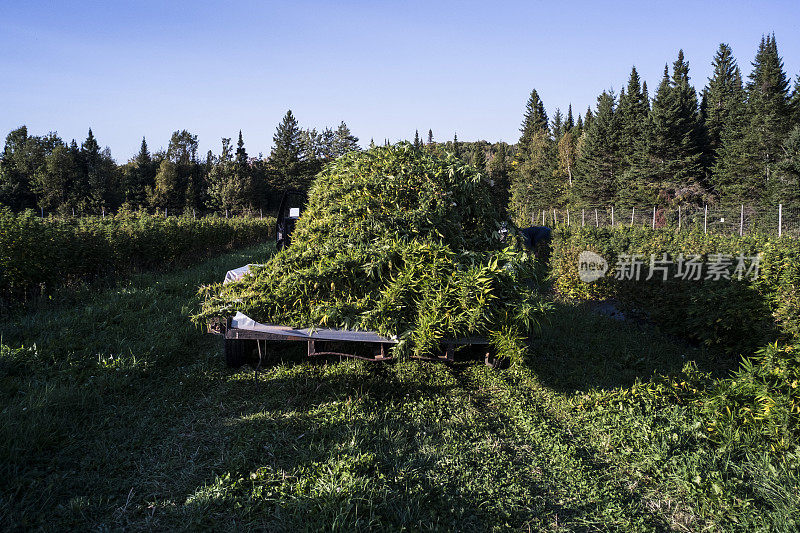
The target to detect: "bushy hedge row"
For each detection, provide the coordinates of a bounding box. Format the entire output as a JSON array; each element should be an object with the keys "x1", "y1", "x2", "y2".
[
  {"x1": 0, "y1": 208, "x2": 275, "y2": 302},
  {"x1": 551, "y1": 226, "x2": 800, "y2": 355}
]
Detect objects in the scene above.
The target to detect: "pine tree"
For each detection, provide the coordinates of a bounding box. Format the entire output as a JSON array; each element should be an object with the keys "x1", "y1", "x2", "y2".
[
  {"x1": 453, "y1": 133, "x2": 460, "y2": 158},
  {"x1": 746, "y1": 34, "x2": 792, "y2": 199},
  {"x1": 0, "y1": 126, "x2": 37, "y2": 210},
  {"x1": 574, "y1": 91, "x2": 619, "y2": 206},
  {"x1": 790, "y1": 76, "x2": 800, "y2": 127},
  {"x1": 565, "y1": 105, "x2": 575, "y2": 131},
  {"x1": 518, "y1": 89, "x2": 549, "y2": 157},
  {"x1": 126, "y1": 137, "x2": 154, "y2": 206},
  {"x1": 333, "y1": 121, "x2": 359, "y2": 156},
  {"x1": 584, "y1": 107, "x2": 595, "y2": 130},
  {"x1": 714, "y1": 35, "x2": 792, "y2": 204},
  {"x1": 778, "y1": 125, "x2": 800, "y2": 208},
  {"x1": 551, "y1": 108, "x2": 564, "y2": 141},
  {"x1": 627, "y1": 54, "x2": 704, "y2": 206},
  {"x1": 471, "y1": 143, "x2": 486, "y2": 171},
  {"x1": 271, "y1": 110, "x2": 302, "y2": 170},
  {"x1": 510, "y1": 89, "x2": 559, "y2": 222},
  {"x1": 427, "y1": 129, "x2": 434, "y2": 145},
  {"x1": 616, "y1": 67, "x2": 649, "y2": 169},
  {"x1": 703, "y1": 44, "x2": 746, "y2": 168},
  {"x1": 413, "y1": 129, "x2": 422, "y2": 149},
  {"x1": 236, "y1": 130, "x2": 248, "y2": 166}
]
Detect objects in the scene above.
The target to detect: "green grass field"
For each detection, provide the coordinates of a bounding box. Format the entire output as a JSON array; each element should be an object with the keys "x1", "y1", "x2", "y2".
[{"x1": 1, "y1": 244, "x2": 797, "y2": 531}]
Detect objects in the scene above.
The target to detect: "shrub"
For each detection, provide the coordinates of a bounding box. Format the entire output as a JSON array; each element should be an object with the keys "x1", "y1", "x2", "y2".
[
  {"x1": 0, "y1": 208, "x2": 274, "y2": 303},
  {"x1": 550, "y1": 226, "x2": 799, "y2": 355}
]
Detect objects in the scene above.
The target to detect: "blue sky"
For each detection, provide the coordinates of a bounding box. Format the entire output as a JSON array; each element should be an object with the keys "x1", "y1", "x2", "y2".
[{"x1": 2, "y1": 0, "x2": 799, "y2": 160}]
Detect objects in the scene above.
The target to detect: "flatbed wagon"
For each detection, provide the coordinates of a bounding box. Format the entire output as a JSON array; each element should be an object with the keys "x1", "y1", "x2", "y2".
[
  {"x1": 208, "y1": 264, "x2": 502, "y2": 369},
  {"x1": 208, "y1": 312, "x2": 499, "y2": 368}
]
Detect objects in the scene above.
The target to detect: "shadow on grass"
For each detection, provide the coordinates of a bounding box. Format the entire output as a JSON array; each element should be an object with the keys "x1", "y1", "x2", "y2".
[{"x1": 526, "y1": 298, "x2": 727, "y2": 394}]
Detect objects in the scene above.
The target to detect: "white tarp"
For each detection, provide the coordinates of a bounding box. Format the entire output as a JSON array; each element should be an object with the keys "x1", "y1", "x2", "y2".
[
  {"x1": 223, "y1": 264, "x2": 264, "y2": 284},
  {"x1": 231, "y1": 312, "x2": 397, "y2": 343},
  {"x1": 223, "y1": 266, "x2": 397, "y2": 344}
]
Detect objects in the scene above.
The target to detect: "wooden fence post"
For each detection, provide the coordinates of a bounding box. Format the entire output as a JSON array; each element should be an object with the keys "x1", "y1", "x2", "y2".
[
  {"x1": 652, "y1": 206, "x2": 656, "y2": 230},
  {"x1": 739, "y1": 204, "x2": 743, "y2": 236}
]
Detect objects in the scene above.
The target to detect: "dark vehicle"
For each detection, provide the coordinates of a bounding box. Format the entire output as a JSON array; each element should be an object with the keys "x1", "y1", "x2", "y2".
[
  {"x1": 275, "y1": 189, "x2": 306, "y2": 249},
  {"x1": 519, "y1": 226, "x2": 552, "y2": 259}
]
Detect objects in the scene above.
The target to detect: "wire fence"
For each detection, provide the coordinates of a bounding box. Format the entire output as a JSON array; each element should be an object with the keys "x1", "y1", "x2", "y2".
[{"x1": 528, "y1": 204, "x2": 800, "y2": 237}]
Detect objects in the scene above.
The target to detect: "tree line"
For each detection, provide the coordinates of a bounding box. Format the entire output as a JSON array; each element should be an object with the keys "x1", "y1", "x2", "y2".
[
  {"x1": 4, "y1": 34, "x2": 798, "y2": 222},
  {"x1": 0, "y1": 111, "x2": 359, "y2": 215},
  {"x1": 508, "y1": 34, "x2": 800, "y2": 224}
]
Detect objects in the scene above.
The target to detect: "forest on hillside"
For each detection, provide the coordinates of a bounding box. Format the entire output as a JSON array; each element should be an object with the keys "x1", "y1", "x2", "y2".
[
  {"x1": 508, "y1": 35, "x2": 800, "y2": 224},
  {"x1": 1, "y1": 35, "x2": 799, "y2": 222}
]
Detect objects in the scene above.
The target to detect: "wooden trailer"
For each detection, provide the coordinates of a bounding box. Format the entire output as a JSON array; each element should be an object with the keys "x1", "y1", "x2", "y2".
[{"x1": 208, "y1": 312, "x2": 500, "y2": 369}]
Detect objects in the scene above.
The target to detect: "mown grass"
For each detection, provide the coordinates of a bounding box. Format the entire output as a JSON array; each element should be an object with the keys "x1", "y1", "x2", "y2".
[{"x1": 0, "y1": 244, "x2": 796, "y2": 530}]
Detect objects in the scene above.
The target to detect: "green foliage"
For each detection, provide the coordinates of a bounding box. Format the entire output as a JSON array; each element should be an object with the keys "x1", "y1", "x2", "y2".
[
  {"x1": 574, "y1": 90, "x2": 619, "y2": 206},
  {"x1": 0, "y1": 207, "x2": 274, "y2": 303},
  {"x1": 550, "y1": 226, "x2": 800, "y2": 355},
  {"x1": 196, "y1": 145, "x2": 550, "y2": 363}
]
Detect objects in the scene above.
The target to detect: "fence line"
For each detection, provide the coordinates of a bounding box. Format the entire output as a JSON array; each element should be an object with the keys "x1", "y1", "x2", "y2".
[{"x1": 529, "y1": 204, "x2": 800, "y2": 237}]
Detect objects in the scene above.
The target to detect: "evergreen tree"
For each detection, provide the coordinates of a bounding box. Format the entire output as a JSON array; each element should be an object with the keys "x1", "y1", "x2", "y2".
[
  {"x1": 236, "y1": 130, "x2": 248, "y2": 166},
  {"x1": 616, "y1": 66, "x2": 649, "y2": 169},
  {"x1": 584, "y1": 107, "x2": 595, "y2": 130},
  {"x1": 574, "y1": 91, "x2": 619, "y2": 206},
  {"x1": 452, "y1": 133, "x2": 460, "y2": 158},
  {"x1": 300, "y1": 128, "x2": 321, "y2": 161},
  {"x1": 565, "y1": 105, "x2": 575, "y2": 131},
  {"x1": 271, "y1": 110, "x2": 302, "y2": 169},
  {"x1": 714, "y1": 35, "x2": 792, "y2": 204},
  {"x1": 0, "y1": 126, "x2": 38, "y2": 209},
  {"x1": 414, "y1": 129, "x2": 421, "y2": 149},
  {"x1": 320, "y1": 128, "x2": 336, "y2": 159},
  {"x1": 745, "y1": 34, "x2": 792, "y2": 198},
  {"x1": 518, "y1": 89, "x2": 549, "y2": 157},
  {"x1": 471, "y1": 143, "x2": 486, "y2": 171},
  {"x1": 777, "y1": 125, "x2": 800, "y2": 208},
  {"x1": 81, "y1": 128, "x2": 118, "y2": 211},
  {"x1": 333, "y1": 121, "x2": 359, "y2": 157},
  {"x1": 551, "y1": 108, "x2": 564, "y2": 141},
  {"x1": 627, "y1": 54, "x2": 704, "y2": 206},
  {"x1": 124, "y1": 137, "x2": 154, "y2": 207},
  {"x1": 427, "y1": 129, "x2": 434, "y2": 145},
  {"x1": 234, "y1": 130, "x2": 253, "y2": 209},
  {"x1": 790, "y1": 76, "x2": 800, "y2": 127},
  {"x1": 703, "y1": 44, "x2": 747, "y2": 177}
]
